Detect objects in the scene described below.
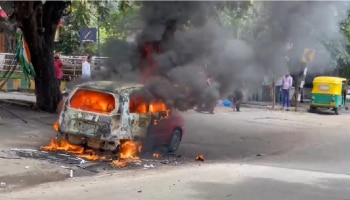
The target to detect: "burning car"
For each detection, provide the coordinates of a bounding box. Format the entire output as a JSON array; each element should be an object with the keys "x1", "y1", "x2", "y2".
[{"x1": 57, "y1": 81, "x2": 185, "y2": 153}]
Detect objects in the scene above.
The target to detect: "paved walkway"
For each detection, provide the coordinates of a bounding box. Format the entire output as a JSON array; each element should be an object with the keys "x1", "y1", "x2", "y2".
[
  {"x1": 235, "y1": 101, "x2": 310, "y2": 112},
  {"x1": 0, "y1": 92, "x2": 36, "y2": 103}
]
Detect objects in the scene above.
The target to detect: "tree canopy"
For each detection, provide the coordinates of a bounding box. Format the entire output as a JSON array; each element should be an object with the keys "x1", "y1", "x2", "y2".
[{"x1": 2, "y1": 1, "x2": 350, "y2": 112}]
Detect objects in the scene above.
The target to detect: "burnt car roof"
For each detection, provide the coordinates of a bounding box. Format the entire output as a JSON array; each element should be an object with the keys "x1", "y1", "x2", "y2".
[{"x1": 76, "y1": 81, "x2": 144, "y2": 94}]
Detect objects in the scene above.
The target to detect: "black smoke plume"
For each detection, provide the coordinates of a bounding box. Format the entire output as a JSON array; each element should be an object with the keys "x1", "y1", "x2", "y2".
[{"x1": 99, "y1": 1, "x2": 350, "y2": 111}]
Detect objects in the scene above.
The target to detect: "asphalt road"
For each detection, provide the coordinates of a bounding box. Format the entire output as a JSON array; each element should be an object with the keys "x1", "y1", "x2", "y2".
[{"x1": 3, "y1": 105, "x2": 350, "y2": 199}]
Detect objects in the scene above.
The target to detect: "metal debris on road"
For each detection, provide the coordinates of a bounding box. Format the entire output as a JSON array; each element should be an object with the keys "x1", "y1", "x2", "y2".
[
  {"x1": 0, "y1": 149, "x2": 186, "y2": 173},
  {"x1": 195, "y1": 155, "x2": 205, "y2": 161},
  {"x1": 69, "y1": 169, "x2": 74, "y2": 178},
  {"x1": 0, "y1": 182, "x2": 6, "y2": 188},
  {"x1": 143, "y1": 164, "x2": 154, "y2": 169}
]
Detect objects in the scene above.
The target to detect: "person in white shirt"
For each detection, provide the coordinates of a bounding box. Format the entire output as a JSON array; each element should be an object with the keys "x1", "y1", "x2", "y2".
[
  {"x1": 81, "y1": 55, "x2": 92, "y2": 80},
  {"x1": 281, "y1": 73, "x2": 293, "y2": 111}
]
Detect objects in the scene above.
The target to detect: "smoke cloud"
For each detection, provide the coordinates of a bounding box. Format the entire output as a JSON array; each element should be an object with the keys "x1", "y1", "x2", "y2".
[
  {"x1": 255, "y1": 1, "x2": 350, "y2": 75},
  {"x1": 97, "y1": 1, "x2": 350, "y2": 111}
]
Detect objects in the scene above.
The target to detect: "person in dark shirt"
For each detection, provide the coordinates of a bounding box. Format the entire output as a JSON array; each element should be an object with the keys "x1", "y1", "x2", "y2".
[
  {"x1": 233, "y1": 88, "x2": 243, "y2": 112},
  {"x1": 228, "y1": 85, "x2": 243, "y2": 112},
  {"x1": 342, "y1": 82, "x2": 347, "y2": 104}
]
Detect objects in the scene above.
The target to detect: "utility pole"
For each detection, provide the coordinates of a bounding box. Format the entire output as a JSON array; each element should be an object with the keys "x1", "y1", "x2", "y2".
[
  {"x1": 97, "y1": 17, "x2": 101, "y2": 68},
  {"x1": 295, "y1": 48, "x2": 315, "y2": 111},
  {"x1": 295, "y1": 62, "x2": 308, "y2": 112},
  {"x1": 271, "y1": 73, "x2": 276, "y2": 110}
]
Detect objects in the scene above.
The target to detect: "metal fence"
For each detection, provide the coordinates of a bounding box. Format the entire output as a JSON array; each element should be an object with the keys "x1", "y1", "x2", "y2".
[{"x1": 0, "y1": 53, "x2": 109, "y2": 81}]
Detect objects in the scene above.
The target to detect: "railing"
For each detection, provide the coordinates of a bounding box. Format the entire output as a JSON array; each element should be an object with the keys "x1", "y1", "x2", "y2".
[{"x1": 0, "y1": 53, "x2": 109, "y2": 81}]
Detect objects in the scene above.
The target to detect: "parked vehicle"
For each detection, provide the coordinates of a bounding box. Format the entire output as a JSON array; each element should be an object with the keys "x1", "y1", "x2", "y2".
[
  {"x1": 309, "y1": 76, "x2": 348, "y2": 115},
  {"x1": 57, "y1": 81, "x2": 185, "y2": 152}
]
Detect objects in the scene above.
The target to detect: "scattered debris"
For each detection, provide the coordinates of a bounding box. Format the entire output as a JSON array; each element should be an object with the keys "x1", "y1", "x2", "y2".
[
  {"x1": 0, "y1": 182, "x2": 6, "y2": 188},
  {"x1": 153, "y1": 153, "x2": 161, "y2": 159},
  {"x1": 0, "y1": 150, "x2": 21, "y2": 159},
  {"x1": 143, "y1": 164, "x2": 154, "y2": 169},
  {"x1": 195, "y1": 155, "x2": 205, "y2": 161},
  {"x1": 69, "y1": 169, "x2": 74, "y2": 178},
  {"x1": 1, "y1": 149, "x2": 186, "y2": 173}
]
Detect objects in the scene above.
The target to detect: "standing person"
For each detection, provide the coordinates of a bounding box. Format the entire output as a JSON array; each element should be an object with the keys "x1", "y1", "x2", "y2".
[
  {"x1": 54, "y1": 53, "x2": 63, "y2": 87},
  {"x1": 230, "y1": 85, "x2": 243, "y2": 112},
  {"x1": 342, "y1": 81, "x2": 347, "y2": 104},
  {"x1": 81, "y1": 55, "x2": 92, "y2": 80},
  {"x1": 275, "y1": 76, "x2": 283, "y2": 105},
  {"x1": 281, "y1": 73, "x2": 293, "y2": 111}
]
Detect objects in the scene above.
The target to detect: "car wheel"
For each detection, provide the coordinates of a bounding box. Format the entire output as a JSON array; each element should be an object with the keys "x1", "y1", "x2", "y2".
[{"x1": 167, "y1": 129, "x2": 182, "y2": 153}]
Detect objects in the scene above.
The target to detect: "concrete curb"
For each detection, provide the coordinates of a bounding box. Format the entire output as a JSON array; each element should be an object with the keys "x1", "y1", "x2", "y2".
[
  {"x1": 0, "y1": 79, "x2": 72, "y2": 92},
  {"x1": 239, "y1": 103, "x2": 309, "y2": 112}
]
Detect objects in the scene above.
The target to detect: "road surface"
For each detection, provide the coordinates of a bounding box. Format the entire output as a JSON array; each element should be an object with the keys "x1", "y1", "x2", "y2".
[{"x1": 1, "y1": 104, "x2": 350, "y2": 199}]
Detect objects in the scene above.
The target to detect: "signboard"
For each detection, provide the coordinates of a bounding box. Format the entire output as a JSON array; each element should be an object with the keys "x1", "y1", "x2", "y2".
[
  {"x1": 302, "y1": 48, "x2": 316, "y2": 63},
  {"x1": 79, "y1": 28, "x2": 97, "y2": 43}
]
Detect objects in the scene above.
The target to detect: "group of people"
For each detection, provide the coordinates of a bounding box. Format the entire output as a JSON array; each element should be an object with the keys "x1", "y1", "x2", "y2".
[
  {"x1": 54, "y1": 53, "x2": 92, "y2": 86},
  {"x1": 228, "y1": 73, "x2": 293, "y2": 112}
]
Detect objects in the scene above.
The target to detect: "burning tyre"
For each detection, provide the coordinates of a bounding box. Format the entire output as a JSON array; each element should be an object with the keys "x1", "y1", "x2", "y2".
[{"x1": 53, "y1": 81, "x2": 185, "y2": 155}]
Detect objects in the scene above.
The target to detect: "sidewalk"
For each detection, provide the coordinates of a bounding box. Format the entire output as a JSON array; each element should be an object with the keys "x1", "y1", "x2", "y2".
[
  {"x1": 0, "y1": 92, "x2": 36, "y2": 103},
  {"x1": 240, "y1": 101, "x2": 310, "y2": 112}
]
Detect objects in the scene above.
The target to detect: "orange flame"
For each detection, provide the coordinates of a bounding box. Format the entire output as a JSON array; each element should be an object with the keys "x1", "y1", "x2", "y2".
[
  {"x1": 53, "y1": 120, "x2": 59, "y2": 132},
  {"x1": 130, "y1": 99, "x2": 170, "y2": 126},
  {"x1": 119, "y1": 141, "x2": 142, "y2": 159},
  {"x1": 153, "y1": 153, "x2": 161, "y2": 159},
  {"x1": 149, "y1": 101, "x2": 167, "y2": 113},
  {"x1": 41, "y1": 138, "x2": 100, "y2": 161},
  {"x1": 112, "y1": 160, "x2": 128, "y2": 167},
  {"x1": 111, "y1": 141, "x2": 143, "y2": 168},
  {"x1": 70, "y1": 89, "x2": 115, "y2": 114}
]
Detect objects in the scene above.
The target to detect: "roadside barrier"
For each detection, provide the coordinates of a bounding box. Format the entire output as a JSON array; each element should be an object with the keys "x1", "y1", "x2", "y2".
[{"x1": 0, "y1": 79, "x2": 73, "y2": 92}]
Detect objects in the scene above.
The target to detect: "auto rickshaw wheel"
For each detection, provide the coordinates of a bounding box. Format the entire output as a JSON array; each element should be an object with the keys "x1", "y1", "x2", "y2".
[
  {"x1": 309, "y1": 106, "x2": 316, "y2": 113},
  {"x1": 335, "y1": 108, "x2": 340, "y2": 115}
]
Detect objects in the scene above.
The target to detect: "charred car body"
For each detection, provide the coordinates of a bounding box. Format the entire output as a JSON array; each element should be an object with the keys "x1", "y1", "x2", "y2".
[{"x1": 57, "y1": 81, "x2": 185, "y2": 152}]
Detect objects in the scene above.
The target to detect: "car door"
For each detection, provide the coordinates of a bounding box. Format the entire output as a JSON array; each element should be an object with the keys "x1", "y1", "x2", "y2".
[{"x1": 149, "y1": 111, "x2": 169, "y2": 145}]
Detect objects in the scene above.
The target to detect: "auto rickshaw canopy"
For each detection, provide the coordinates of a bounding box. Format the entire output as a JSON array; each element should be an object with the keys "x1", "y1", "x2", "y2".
[{"x1": 311, "y1": 76, "x2": 347, "y2": 95}]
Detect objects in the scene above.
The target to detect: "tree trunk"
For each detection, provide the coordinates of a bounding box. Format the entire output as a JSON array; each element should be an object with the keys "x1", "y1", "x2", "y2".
[
  {"x1": 32, "y1": 46, "x2": 61, "y2": 112},
  {"x1": 12, "y1": 1, "x2": 68, "y2": 112}
]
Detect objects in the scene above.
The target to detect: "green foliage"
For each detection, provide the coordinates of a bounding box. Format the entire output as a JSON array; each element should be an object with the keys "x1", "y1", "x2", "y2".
[
  {"x1": 55, "y1": 0, "x2": 111, "y2": 55},
  {"x1": 54, "y1": 21, "x2": 80, "y2": 55},
  {"x1": 100, "y1": 1, "x2": 140, "y2": 42},
  {"x1": 218, "y1": 3, "x2": 255, "y2": 40},
  {"x1": 329, "y1": 10, "x2": 350, "y2": 79}
]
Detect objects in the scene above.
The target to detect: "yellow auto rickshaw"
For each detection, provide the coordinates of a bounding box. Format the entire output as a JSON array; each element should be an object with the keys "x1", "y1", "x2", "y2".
[{"x1": 309, "y1": 76, "x2": 348, "y2": 115}]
